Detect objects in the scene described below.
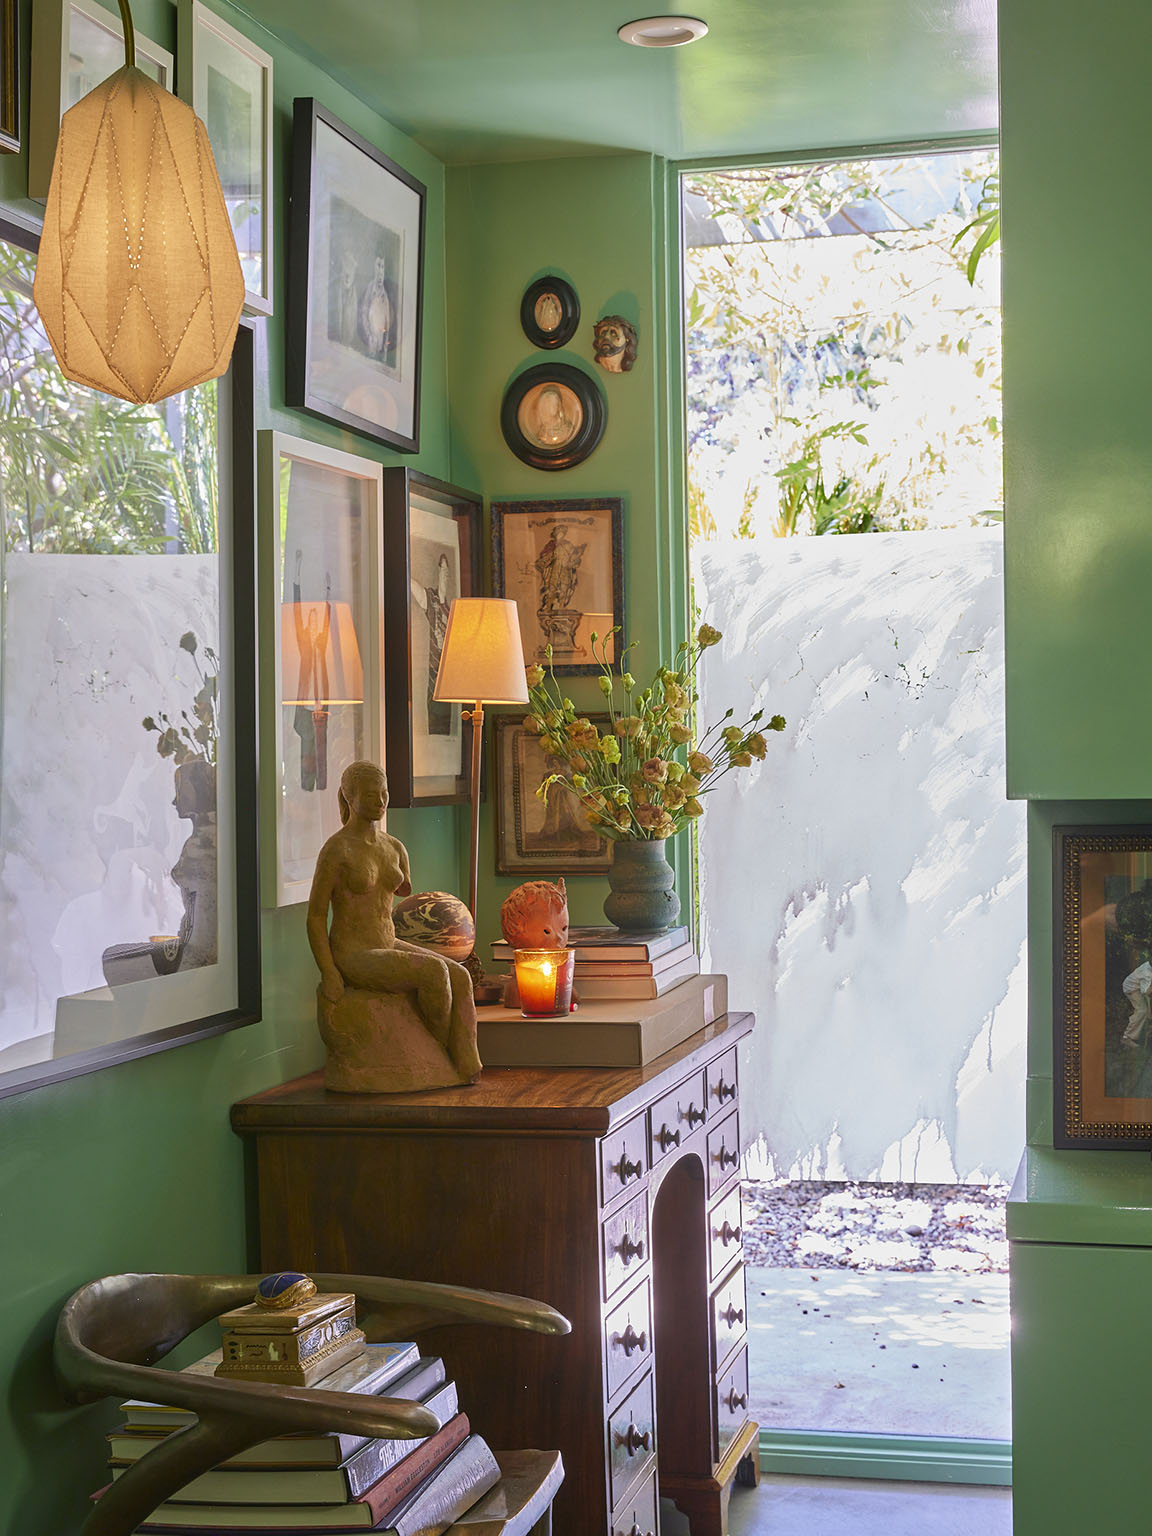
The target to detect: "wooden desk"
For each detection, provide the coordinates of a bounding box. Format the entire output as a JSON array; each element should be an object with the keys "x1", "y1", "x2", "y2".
[{"x1": 232, "y1": 1011, "x2": 758, "y2": 1536}]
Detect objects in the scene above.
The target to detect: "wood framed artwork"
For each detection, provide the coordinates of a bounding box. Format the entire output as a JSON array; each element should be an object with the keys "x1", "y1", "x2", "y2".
[
  {"x1": 494, "y1": 714, "x2": 613, "y2": 877},
  {"x1": 500, "y1": 362, "x2": 605, "y2": 472},
  {"x1": 0, "y1": 0, "x2": 18, "y2": 154},
  {"x1": 178, "y1": 0, "x2": 273, "y2": 317},
  {"x1": 382, "y1": 468, "x2": 482, "y2": 809},
  {"x1": 520, "y1": 275, "x2": 579, "y2": 350},
  {"x1": 29, "y1": 0, "x2": 174, "y2": 197},
  {"x1": 287, "y1": 97, "x2": 426, "y2": 454},
  {"x1": 259, "y1": 431, "x2": 385, "y2": 908},
  {"x1": 0, "y1": 215, "x2": 261, "y2": 1101},
  {"x1": 491, "y1": 497, "x2": 625, "y2": 676},
  {"x1": 1054, "y1": 825, "x2": 1152, "y2": 1148}
]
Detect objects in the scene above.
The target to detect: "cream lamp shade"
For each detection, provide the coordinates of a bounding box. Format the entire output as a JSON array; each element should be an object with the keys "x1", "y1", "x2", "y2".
[
  {"x1": 33, "y1": 3, "x2": 244, "y2": 405},
  {"x1": 280, "y1": 602, "x2": 364, "y2": 706},
  {"x1": 433, "y1": 599, "x2": 529, "y2": 705}
]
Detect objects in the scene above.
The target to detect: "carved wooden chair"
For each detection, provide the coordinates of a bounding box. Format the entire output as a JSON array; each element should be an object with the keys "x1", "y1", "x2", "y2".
[{"x1": 56, "y1": 1272, "x2": 570, "y2": 1536}]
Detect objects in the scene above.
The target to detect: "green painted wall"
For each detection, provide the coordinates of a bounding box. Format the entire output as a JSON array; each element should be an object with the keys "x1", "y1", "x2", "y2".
[{"x1": 0, "y1": 1, "x2": 465, "y2": 1527}]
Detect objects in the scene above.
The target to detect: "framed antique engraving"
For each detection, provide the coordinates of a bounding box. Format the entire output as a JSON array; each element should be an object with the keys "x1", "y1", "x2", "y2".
[
  {"x1": 259, "y1": 432, "x2": 385, "y2": 908},
  {"x1": 178, "y1": 0, "x2": 273, "y2": 316},
  {"x1": 500, "y1": 362, "x2": 605, "y2": 472},
  {"x1": 29, "y1": 0, "x2": 174, "y2": 197},
  {"x1": 494, "y1": 714, "x2": 612, "y2": 877},
  {"x1": 382, "y1": 468, "x2": 482, "y2": 809},
  {"x1": 491, "y1": 497, "x2": 625, "y2": 675},
  {"x1": 520, "y1": 274, "x2": 579, "y2": 350},
  {"x1": 1054, "y1": 825, "x2": 1152, "y2": 1148},
  {"x1": 0, "y1": 217, "x2": 261, "y2": 1101},
  {"x1": 0, "y1": 0, "x2": 18, "y2": 154},
  {"x1": 287, "y1": 97, "x2": 426, "y2": 454}
]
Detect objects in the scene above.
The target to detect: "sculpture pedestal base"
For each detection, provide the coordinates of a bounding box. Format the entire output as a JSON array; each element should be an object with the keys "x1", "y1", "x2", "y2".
[{"x1": 318, "y1": 987, "x2": 471, "y2": 1094}]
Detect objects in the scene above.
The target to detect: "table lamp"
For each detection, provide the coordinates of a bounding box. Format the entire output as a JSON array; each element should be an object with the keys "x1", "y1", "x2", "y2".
[{"x1": 434, "y1": 598, "x2": 528, "y2": 1001}]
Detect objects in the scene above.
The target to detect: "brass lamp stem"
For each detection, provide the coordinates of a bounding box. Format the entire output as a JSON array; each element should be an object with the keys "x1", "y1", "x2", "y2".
[
  {"x1": 116, "y1": 0, "x2": 137, "y2": 68},
  {"x1": 462, "y1": 702, "x2": 484, "y2": 920}
]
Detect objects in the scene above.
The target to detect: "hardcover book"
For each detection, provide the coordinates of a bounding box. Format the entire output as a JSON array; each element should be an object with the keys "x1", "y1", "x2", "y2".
[
  {"x1": 570, "y1": 952, "x2": 700, "y2": 1000},
  {"x1": 491, "y1": 924, "x2": 690, "y2": 965}
]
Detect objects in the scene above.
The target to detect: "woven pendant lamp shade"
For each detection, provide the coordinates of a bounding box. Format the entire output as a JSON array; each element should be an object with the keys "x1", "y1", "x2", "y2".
[{"x1": 33, "y1": 65, "x2": 244, "y2": 405}]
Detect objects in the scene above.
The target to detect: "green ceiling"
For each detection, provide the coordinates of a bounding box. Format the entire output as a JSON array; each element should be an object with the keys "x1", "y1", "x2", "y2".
[{"x1": 232, "y1": 0, "x2": 999, "y2": 163}]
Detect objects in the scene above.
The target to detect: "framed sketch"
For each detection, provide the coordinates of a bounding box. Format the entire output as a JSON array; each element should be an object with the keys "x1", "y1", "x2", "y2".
[
  {"x1": 491, "y1": 498, "x2": 625, "y2": 676},
  {"x1": 382, "y1": 469, "x2": 482, "y2": 809},
  {"x1": 287, "y1": 97, "x2": 426, "y2": 454},
  {"x1": 178, "y1": 0, "x2": 273, "y2": 317},
  {"x1": 520, "y1": 274, "x2": 579, "y2": 349},
  {"x1": 259, "y1": 432, "x2": 384, "y2": 908},
  {"x1": 494, "y1": 715, "x2": 612, "y2": 877},
  {"x1": 0, "y1": 0, "x2": 18, "y2": 154},
  {"x1": 500, "y1": 361, "x2": 605, "y2": 472},
  {"x1": 0, "y1": 215, "x2": 261, "y2": 1101},
  {"x1": 1054, "y1": 825, "x2": 1152, "y2": 1148},
  {"x1": 29, "y1": 0, "x2": 174, "y2": 197}
]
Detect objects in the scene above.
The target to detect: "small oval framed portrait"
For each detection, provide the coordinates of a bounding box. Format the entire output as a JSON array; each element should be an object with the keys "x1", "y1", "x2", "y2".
[
  {"x1": 520, "y1": 275, "x2": 580, "y2": 350},
  {"x1": 501, "y1": 363, "x2": 606, "y2": 471}
]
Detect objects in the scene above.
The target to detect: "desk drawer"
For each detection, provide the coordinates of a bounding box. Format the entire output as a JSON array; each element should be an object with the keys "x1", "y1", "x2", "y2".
[
  {"x1": 605, "y1": 1279, "x2": 652, "y2": 1401},
  {"x1": 715, "y1": 1345, "x2": 750, "y2": 1463},
  {"x1": 709, "y1": 1186, "x2": 743, "y2": 1281},
  {"x1": 611, "y1": 1466, "x2": 657, "y2": 1536},
  {"x1": 649, "y1": 1069, "x2": 705, "y2": 1164},
  {"x1": 707, "y1": 1046, "x2": 739, "y2": 1114},
  {"x1": 608, "y1": 1370, "x2": 656, "y2": 1510},
  {"x1": 602, "y1": 1191, "x2": 649, "y2": 1301},
  {"x1": 712, "y1": 1261, "x2": 747, "y2": 1371},
  {"x1": 705, "y1": 1107, "x2": 742, "y2": 1199},
  {"x1": 600, "y1": 1112, "x2": 649, "y2": 1207}
]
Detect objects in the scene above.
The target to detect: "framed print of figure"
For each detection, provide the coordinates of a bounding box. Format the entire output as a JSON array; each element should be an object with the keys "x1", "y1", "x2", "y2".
[{"x1": 494, "y1": 714, "x2": 612, "y2": 877}]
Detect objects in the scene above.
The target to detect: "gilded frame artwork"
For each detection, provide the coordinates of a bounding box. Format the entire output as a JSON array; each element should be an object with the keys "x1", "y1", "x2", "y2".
[
  {"x1": 382, "y1": 468, "x2": 482, "y2": 809},
  {"x1": 178, "y1": 0, "x2": 274, "y2": 317},
  {"x1": 494, "y1": 714, "x2": 613, "y2": 877},
  {"x1": 287, "y1": 97, "x2": 426, "y2": 454},
  {"x1": 491, "y1": 497, "x2": 625, "y2": 676},
  {"x1": 259, "y1": 431, "x2": 385, "y2": 908},
  {"x1": 0, "y1": 216, "x2": 261, "y2": 1102},
  {"x1": 1054, "y1": 825, "x2": 1152, "y2": 1148},
  {"x1": 29, "y1": 0, "x2": 174, "y2": 197},
  {"x1": 0, "y1": 0, "x2": 18, "y2": 155}
]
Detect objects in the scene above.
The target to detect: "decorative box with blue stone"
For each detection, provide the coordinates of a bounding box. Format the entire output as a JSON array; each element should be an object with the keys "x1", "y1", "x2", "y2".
[{"x1": 214, "y1": 1272, "x2": 366, "y2": 1385}]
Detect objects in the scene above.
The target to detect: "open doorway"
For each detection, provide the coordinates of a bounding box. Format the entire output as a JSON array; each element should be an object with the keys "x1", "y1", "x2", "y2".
[{"x1": 681, "y1": 149, "x2": 1020, "y2": 1476}]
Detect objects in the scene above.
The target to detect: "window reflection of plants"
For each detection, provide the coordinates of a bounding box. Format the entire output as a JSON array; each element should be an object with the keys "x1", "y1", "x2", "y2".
[{"x1": 0, "y1": 240, "x2": 217, "y2": 555}]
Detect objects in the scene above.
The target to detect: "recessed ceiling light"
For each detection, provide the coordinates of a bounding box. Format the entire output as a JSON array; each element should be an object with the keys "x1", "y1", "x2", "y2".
[{"x1": 618, "y1": 15, "x2": 709, "y2": 47}]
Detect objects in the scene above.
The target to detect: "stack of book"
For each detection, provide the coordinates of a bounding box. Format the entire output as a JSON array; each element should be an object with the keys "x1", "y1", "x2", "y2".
[
  {"x1": 492, "y1": 925, "x2": 698, "y2": 1001},
  {"x1": 104, "y1": 1342, "x2": 501, "y2": 1534}
]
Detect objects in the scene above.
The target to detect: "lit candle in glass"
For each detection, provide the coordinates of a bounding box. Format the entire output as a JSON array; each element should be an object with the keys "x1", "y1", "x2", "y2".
[{"x1": 514, "y1": 948, "x2": 575, "y2": 1017}]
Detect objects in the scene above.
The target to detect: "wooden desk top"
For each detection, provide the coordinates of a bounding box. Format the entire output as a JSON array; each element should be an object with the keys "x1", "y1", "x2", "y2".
[{"x1": 232, "y1": 1011, "x2": 754, "y2": 1137}]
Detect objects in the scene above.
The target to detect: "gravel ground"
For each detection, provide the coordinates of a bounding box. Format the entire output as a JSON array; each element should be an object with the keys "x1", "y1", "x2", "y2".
[{"x1": 742, "y1": 1179, "x2": 1009, "y2": 1275}]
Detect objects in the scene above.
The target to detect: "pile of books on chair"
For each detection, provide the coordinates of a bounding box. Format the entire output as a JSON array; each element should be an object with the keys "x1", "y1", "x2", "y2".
[{"x1": 107, "y1": 1342, "x2": 502, "y2": 1533}]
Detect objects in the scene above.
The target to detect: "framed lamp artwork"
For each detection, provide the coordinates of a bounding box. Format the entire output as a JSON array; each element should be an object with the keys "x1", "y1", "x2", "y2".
[
  {"x1": 29, "y1": 0, "x2": 174, "y2": 197},
  {"x1": 382, "y1": 469, "x2": 482, "y2": 808},
  {"x1": 287, "y1": 97, "x2": 426, "y2": 454},
  {"x1": 259, "y1": 432, "x2": 385, "y2": 908},
  {"x1": 491, "y1": 497, "x2": 625, "y2": 675},
  {"x1": 0, "y1": 0, "x2": 18, "y2": 155},
  {"x1": 178, "y1": 0, "x2": 274, "y2": 316}
]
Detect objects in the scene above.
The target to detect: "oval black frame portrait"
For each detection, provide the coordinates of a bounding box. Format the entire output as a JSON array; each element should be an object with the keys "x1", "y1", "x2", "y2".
[
  {"x1": 500, "y1": 362, "x2": 606, "y2": 472},
  {"x1": 520, "y1": 275, "x2": 580, "y2": 349}
]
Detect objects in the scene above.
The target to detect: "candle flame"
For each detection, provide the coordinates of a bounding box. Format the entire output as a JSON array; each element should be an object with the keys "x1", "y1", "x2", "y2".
[{"x1": 542, "y1": 960, "x2": 553, "y2": 977}]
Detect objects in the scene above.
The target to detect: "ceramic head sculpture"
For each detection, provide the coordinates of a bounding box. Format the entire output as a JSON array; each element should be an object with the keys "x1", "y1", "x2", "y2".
[{"x1": 500, "y1": 878, "x2": 570, "y2": 949}]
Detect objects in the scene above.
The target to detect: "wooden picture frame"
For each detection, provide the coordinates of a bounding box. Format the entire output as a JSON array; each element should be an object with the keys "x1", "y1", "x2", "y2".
[
  {"x1": 500, "y1": 362, "x2": 605, "y2": 472},
  {"x1": 382, "y1": 468, "x2": 482, "y2": 809},
  {"x1": 29, "y1": 0, "x2": 174, "y2": 197},
  {"x1": 259, "y1": 432, "x2": 385, "y2": 908},
  {"x1": 494, "y1": 714, "x2": 612, "y2": 877},
  {"x1": 287, "y1": 97, "x2": 426, "y2": 454},
  {"x1": 520, "y1": 274, "x2": 579, "y2": 350},
  {"x1": 491, "y1": 497, "x2": 625, "y2": 675},
  {"x1": 0, "y1": 0, "x2": 18, "y2": 155},
  {"x1": 178, "y1": 0, "x2": 273, "y2": 317},
  {"x1": 0, "y1": 216, "x2": 261, "y2": 1101},
  {"x1": 1054, "y1": 824, "x2": 1152, "y2": 1148}
]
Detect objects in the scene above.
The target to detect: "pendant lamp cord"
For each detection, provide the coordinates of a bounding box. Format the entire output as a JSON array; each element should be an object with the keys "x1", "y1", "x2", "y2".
[{"x1": 116, "y1": 0, "x2": 136, "y2": 68}]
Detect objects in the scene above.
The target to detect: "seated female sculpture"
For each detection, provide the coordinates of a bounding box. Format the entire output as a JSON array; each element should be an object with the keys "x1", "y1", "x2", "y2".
[{"x1": 307, "y1": 761, "x2": 481, "y2": 1090}]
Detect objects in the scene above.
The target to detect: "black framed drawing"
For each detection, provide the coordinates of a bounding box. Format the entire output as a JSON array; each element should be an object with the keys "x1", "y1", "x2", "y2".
[
  {"x1": 491, "y1": 497, "x2": 625, "y2": 675},
  {"x1": 287, "y1": 97, "x2": 426, "y2": 454},
  {"x1": 500, "y1": 362, "x2": 605, "y2": 472},
  {"x1": 0, "y1": 215, "x2": 261, "y2": 1101},
  {"x1": 520, "y1": 274, "x2": 579, "y2": 350},
  {"x1": 1054, "y1": 824, "x2": 1152, "y2": 1148},
  {"x1": 382, "y1": 469, "x2": 482, "y2": 808},
  {"x1": 0, "y1": 0, "x2": 18, "y2": 154},
  {"x1": 494, "y1": 714, "x2": 613, "y2": 877}
]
